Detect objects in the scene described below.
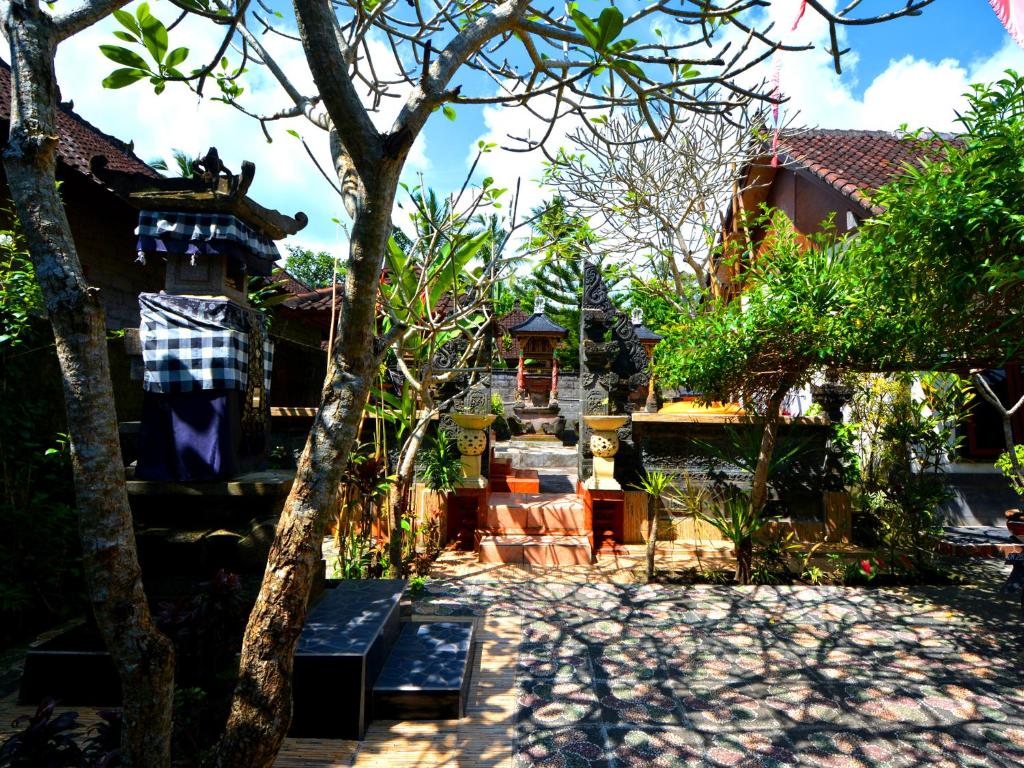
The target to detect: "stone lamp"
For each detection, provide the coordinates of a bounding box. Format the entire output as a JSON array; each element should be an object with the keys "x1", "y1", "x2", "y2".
[
  {"x1": 582, "y1": 414, "x2": 629, "y2": 490},
  {"x1": 451, "y1": 413, "x2": 497, "y2": 487}
]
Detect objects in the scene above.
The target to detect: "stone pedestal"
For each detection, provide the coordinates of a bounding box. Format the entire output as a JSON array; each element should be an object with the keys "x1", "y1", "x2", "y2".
[
  {"x1": 452, "y1": 413, "x2": 496, "y2": 488},
  {"x1": 583, "y1": 415, "x2": 628, "y2": 490}
]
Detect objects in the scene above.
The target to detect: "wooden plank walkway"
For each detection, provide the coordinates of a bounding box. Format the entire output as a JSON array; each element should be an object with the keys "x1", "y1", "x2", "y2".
[{"x1": 0, "y1": 612, "x2": 520, "y2": 768}]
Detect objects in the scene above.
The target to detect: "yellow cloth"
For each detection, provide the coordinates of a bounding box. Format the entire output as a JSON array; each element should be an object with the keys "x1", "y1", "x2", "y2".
[{"x1": 660, "y1": 400, "x2": 744, "y2": 415}]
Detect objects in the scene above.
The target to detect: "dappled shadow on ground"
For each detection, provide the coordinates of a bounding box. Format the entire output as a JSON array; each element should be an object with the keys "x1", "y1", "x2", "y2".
[{"x1": 414, "y1": 565, "x2": 1024, "y2": 767}]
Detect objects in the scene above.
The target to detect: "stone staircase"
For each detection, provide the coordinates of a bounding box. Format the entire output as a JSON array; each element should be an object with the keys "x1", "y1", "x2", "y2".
[
  {"x1": 478, "y1": 491, "x2": 592, "y2": 565},
  {"x1": 480, "y1": 439, "x2": 596, "y2": 566}
]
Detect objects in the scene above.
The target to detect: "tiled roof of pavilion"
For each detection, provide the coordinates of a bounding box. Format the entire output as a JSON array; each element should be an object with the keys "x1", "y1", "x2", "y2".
[
  {"x1": 775, "y1": 129, "x2": 955, "y2": 214},
  {"x1": 282, "y1": 284, "x2": 338, "y2": 313},
  {"x1": 0, "y1": 59, "x2": 160, "y2": 185},
  {"x1": 507, "y1": 312, "x2": 568, "y2": 336},
  {"x1": 632, "y1": 322, "x2": 663, "y2": 342}
]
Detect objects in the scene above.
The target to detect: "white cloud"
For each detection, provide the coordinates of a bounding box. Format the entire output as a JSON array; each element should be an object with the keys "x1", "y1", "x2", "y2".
[
  {"x1": 471, "y1": 89, "x2": 583, "y2": 223},
  {"x1": 762, "y1": 1, "x2": 1024, "y2": 132}
]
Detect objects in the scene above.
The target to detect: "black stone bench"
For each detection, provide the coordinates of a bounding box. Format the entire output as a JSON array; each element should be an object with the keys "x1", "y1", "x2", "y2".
[
  {"x1": 19, "y1": 623, "x2": 119, "y2": 706},
  {"x1": 290, "y1": 579, "x2": 405, "y2": 739},
  {"x1": 372, "y1": 621, "x2": 475, "y2": 721}
]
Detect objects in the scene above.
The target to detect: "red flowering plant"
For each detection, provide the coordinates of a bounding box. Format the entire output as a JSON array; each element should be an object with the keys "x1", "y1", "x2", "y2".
[
  {"x1": 839, "y1": 556, "x2": 884, "y2": 584},
  {"x1": 858, "y1": 559, "x2": 878, "y2": 582}
]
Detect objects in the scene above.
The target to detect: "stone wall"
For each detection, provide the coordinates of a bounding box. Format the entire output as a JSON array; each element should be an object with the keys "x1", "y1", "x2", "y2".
[
  {"x1": 492, "y1": 369, "x2": 581, "y2": 425},
  {"x1": 631, "y1": 416, "x2": 837, "y2": 523},
  {"x1": 59, "y1": 172, "x2": 167, "y2": 330}
]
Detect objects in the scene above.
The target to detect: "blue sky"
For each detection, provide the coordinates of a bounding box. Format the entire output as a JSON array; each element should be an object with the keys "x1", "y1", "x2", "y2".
[{"x1": 48, "y1": 0, "x2": 1024, "y2": 256}]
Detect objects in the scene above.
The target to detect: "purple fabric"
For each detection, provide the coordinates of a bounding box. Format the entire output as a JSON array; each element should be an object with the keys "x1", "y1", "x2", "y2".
[{"x1": 136, "y1": 390, "x2": 241, "y2": 481}]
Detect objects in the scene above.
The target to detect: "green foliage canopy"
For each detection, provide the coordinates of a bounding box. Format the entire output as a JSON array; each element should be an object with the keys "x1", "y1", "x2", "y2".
[
  {"x1": 658, "y1": 213, "x2": 865, "y2": 406},
  {"x1": 283, "y1": 245, "x2": 342, "y2": 289},
  {"x1": 657, "y1": 72, "x2": 1024, "y2": 405}
]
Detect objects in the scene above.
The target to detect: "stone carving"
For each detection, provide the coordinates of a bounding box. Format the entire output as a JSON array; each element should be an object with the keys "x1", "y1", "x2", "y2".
[
  {"x1": 450, "y1": 414, "x2": 495, "y2": 487},
  {"x1": 456, "y1": 427, "x2": 488, "y2": 456},
  {"x1": 464, "y1": 383, "x2": 491, "y2": 415},
  {"x1": 577, "y1": 261, "x2": 651, "y2": 485},
  {"x1": 590, "y1": 431, "x2": 618, "y2": 458}
]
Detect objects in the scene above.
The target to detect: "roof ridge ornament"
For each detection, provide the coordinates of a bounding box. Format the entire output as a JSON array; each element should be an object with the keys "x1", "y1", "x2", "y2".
[
  {"x1": 90, "y1": 146, "x2": 308, "y2": 240},
  {"x1": 534, "y1": 295, "x2": 546, "y2": 315}
]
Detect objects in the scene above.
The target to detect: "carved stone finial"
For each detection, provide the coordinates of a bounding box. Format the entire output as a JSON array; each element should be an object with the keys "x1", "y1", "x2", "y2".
[
  {"x1": 631, "y1": 307, "x2": 643, "y2": 326},
  {"x1": 534, "y1": 295, "x2": 545, "y2": 315}
]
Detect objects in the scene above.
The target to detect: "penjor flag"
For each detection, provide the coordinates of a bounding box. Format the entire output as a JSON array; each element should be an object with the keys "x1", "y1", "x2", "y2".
[{"x1": 990, "y1": 0, "x2": 1024, "y2": 47}]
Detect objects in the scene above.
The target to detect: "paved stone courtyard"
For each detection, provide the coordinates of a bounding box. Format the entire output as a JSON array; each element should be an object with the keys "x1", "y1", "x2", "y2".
[
  {"x1": 2, "y1": 562, "x2": 1021, "y2": 766},
  {"x1": 414, "y1": 562, "x2": 1024, "y2": 767}
]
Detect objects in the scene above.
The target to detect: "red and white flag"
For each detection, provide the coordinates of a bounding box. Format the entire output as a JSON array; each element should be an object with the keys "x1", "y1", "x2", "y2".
[
  {"x1": 770, "y1": 0, "x2": 806, "y2": 167},
  {"x1": 990, "y1": 0, "x2": 1024, "y2": 47}
]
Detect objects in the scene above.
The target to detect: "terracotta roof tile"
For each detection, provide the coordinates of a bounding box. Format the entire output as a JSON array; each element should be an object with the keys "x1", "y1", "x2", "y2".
[
  {"x1": 0, "y1": 59, "x2": 159, "y2": 184},
  {"x1": 282, "y1": 284, "x2": 339, "y2": 312},
  {"x1": 270, "y1": 268, "x2": 311, "y2": 297},
  {"x1": 777, "y1": 129, "x2": 954, "y2": 214}
]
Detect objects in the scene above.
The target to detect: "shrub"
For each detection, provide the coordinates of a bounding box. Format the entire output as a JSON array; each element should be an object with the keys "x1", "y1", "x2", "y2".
[
  {"x1": 0, "y1": 213, "x2": 82, "y2": 645},
  {"x1": 699, "y1": 492, "x2": 772, "y2": 585},
  {"x1": 995, "y1": 445, "x2": 1024, "y2": 497},
  {"x1": 421, "y1": 430, "x2": 462, "y2": 495}
]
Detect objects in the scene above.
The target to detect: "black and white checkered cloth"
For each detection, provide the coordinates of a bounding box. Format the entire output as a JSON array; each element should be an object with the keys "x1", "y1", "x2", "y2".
[
  {"x1": 136, "y1": 210, "x2": 280, "y2": 262},
  {"x1": 139, "y1": 293, "x2": 273, "y2": 394}
]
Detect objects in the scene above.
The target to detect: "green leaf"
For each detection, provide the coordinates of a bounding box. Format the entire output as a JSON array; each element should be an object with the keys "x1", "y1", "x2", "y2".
[
  {"x1": 99, "y1": 45, "x2": 149, "y2": 70},
  {"x1": 135, "y1": 2, "x2": 151, "y2": 22},
  {"x1": 607, "y1": 38, "x2": 637, "y2": 55},
  {"x1": 113, "y1": 8, "x2": 141, "y2": 36},
  {"x1": 101, "y1": 67, "x2": 149, "y2": 89},
  {"x1": 165, "y1": 47, "x2": 189, "y2": 68},
  {"x1": 595, "y1": 6, "x2": 624, "y2": 49},
  {"x1": 286, "y1": 129, "x2": 301, "y2": 139},
  {"x1": 613, "y1": 59, "x2": 645, "y2": 80},
  {"x1": 112, "y1": 30, "x2": 137, "y2": 43},
  {"x1": 569, "y1": 6, "x2": 600, "y2": 48},
  {"x1": 139, "y1": 12, "x2": 168, "y2": 63},
  {"x1": 442, "y1": 105, "x2": 457, "y2": 121}
]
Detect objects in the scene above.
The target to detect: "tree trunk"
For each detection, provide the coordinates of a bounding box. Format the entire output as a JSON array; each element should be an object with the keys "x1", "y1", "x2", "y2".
[
  {"x1": 645, "y1": 494, "x2": 658, "y2": 581},
  {"x1": 735, "y1": 538, "x2": 753, "y2": 585},
  {"x1": 214, "y1": 160, "x2": 402, "y2": 766},
  {"x1": 749, "y1": 384, "x2": 790, "y2": 516},
  {"x1": 388, "y1": 415, "x2": 433, "y2": 576},
  {"x1": 2, "y1": 3, "x2": 174, "y2": 764},
  {"x1": 973, "y1": 373, "x2": 1024, "y2": 487}
]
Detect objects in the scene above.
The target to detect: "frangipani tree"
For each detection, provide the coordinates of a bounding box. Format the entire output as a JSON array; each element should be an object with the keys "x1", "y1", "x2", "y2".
[
  {"x1": 544, "y1": 101, "x2": 780, "y2": 314},
  {"x1": 380, "y1": 164, "x2": 527, "y2": 575},
  {"x1": 2, "y1": 0, "x2": 934, "y2": 762}
]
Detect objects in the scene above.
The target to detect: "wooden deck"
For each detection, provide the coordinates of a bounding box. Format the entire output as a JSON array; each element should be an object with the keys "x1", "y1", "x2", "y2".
[{"x1": 0, "y1": 611, "x2": 519, "y2": 768}]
